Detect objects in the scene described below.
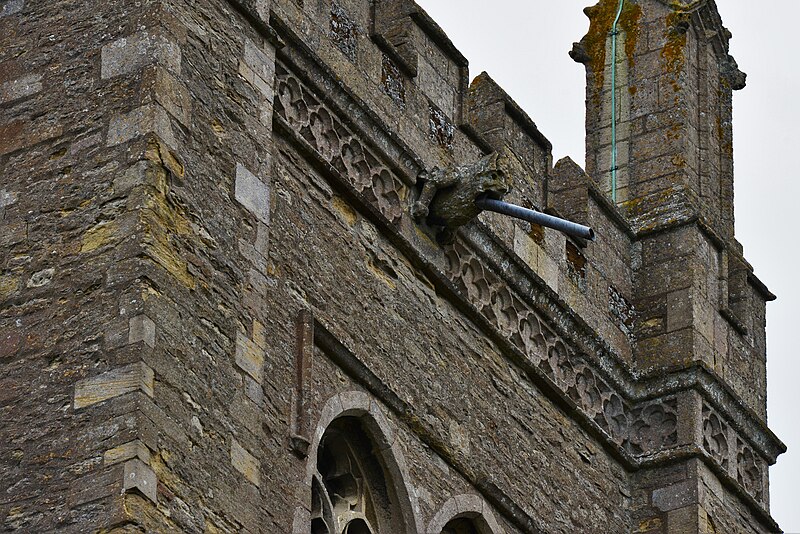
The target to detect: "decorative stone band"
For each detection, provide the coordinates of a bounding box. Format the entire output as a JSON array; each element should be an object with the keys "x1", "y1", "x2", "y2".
[
  {"x1": 274, "y1": 61, "x2": 409, "y2": 224},
  {"x1": 271, "y1": 34, "x2": 780, "y2": 517}
]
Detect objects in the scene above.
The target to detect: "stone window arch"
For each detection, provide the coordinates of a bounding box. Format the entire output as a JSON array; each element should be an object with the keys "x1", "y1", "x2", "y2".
[
  {"x1": 427, "y1": 494, "x2": 504, "y2": 534},
  {"x1": 312, "y1": 416, "x2": 398, "y2": 533},
  {"x1": 295, "y1": 391, "x2": 424, "y2": 534}
]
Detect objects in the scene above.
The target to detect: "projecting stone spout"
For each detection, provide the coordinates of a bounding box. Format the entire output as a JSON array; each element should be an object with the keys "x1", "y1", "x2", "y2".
[{"x1": 411, "y1": 146, "x2": 520, "y2": 243}]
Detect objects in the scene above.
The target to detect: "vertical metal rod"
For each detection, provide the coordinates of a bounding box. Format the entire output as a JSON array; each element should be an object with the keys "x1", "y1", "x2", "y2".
[{"x1": 610, "y1": 0, "x2": 624, "y2": 203}]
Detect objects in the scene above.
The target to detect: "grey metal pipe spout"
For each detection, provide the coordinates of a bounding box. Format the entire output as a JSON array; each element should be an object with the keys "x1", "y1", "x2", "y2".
[{"x1": 475, "y1": 197, "x2": 595, "y2": 241}]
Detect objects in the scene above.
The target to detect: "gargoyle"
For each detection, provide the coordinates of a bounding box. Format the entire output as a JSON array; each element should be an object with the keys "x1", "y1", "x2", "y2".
[{"x1": 411, "y1": 146, "x2": 519, "y2": 243}]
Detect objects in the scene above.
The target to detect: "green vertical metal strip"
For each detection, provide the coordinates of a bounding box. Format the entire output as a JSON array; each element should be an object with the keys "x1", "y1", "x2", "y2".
[{"x1": 610, "y1": 0, "x2": 624, "y2": 203}]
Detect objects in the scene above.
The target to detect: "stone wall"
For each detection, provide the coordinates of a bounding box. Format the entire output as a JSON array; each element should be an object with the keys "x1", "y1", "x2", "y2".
[{"x1": 0, "y1": 0, "x2": 785, "y2": 532}]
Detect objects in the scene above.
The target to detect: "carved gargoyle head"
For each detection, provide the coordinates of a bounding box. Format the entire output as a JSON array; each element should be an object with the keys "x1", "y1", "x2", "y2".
[{"x1": 411, "y1": 146, "x2": 519, "y2": 243}]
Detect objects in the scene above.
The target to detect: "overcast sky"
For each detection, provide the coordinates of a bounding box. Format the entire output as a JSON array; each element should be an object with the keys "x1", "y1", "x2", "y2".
[{"x1": 415, "y1": 0, "x2": 800, "y2": 529}]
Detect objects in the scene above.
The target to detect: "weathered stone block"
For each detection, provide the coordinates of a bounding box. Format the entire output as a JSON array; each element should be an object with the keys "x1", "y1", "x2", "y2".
[
  {"x1": 235, "y1": 328, "x2": 265, "y2": 383},
  {"x1": 0, "y1": 119, "x2": 62, "y2": 156},
  {"x1": 240, "y1": 38, "x2": 275, "y2": 103},
  {"x1": 68, "y1": 464, "x2": 124, "y2": 508},
  {"x1": 0, "y1": 0, "x2": 23, "y2": 17},
  {"x1": 101, "y1": 32, "x2": 181, "y2": 79},
  {"x1": 231, "y1": 438, "x2": 260, "y2": 487},
  {"x1": 107, "y1": 104, "x2": 176, "y2": 148},
  {"x1": 234, "y1": 163, "x2": 270, "y2": 224},
  {"x1": 0, "y1": 73, "x2": 42, "y2": 104},
  {"x1": 128, "y1": 315, "x2": 156, "y2": 348},
  {"x1": 26, "y1": 268, "x2": 54, "y2": 288},
  {"x1": 74, "y1": 362, "x2": 154, "y2": 409},
  {"x1": 123, "y1": 458, "x2": 158, "y2": 503},
  {"x1": 104, "y1": 440, "x2": 151, "y2": 466},
  {"x1": 652, "y1": 480, "x2": 698, "y2": 512},
  {"x1": 152, "y1": 68, "x2": 192, "y2": 127}
]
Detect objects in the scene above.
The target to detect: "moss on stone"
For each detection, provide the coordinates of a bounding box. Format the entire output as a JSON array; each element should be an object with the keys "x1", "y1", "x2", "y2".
[{"x1": 0, "y1": 275, "x2": 19, "y2": 301}]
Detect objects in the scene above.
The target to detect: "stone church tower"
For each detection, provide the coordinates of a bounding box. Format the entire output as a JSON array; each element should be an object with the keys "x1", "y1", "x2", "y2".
[{"x1": 0, "y1": 0, "x2": 785, "y2": 532}]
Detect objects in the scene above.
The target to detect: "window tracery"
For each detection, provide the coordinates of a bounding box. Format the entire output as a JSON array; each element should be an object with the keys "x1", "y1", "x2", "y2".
[{"x1": 310, "y1": 416, "x2": 404, "y2": 534}]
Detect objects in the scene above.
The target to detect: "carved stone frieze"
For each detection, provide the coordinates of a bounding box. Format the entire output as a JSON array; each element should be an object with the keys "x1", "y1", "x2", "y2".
[
  {"x1": 736, "y1": 439, "x2": 764, "y2": 503},
  {"x1": 444, "y1": 240, "x2": 632, "y2": 445},
  {"x1": 274, "y1": 61, "x2": 407, "y2": 223},
  {"x1": 702, "y1": 403, "x2": 730, "y2": 471},
  {"x1": 626, "y1": 397, "x2": 678, "y2": 456}
]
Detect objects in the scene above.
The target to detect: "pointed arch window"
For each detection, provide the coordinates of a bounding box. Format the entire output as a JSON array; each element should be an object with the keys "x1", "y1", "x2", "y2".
[
  {"x1": 310, "y1": 416, "x2": 408, "y2": 534},
  {"x1": 441, "y1": 517, "x2": 483, "y2": 534}
]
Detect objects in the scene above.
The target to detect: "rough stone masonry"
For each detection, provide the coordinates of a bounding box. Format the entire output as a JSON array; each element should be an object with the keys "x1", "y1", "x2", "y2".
[{"x1": 0, "y1": 0, "x2": 785, "y2": 532}]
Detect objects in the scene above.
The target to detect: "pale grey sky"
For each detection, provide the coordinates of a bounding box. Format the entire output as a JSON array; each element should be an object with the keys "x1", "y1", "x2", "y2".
[{"x1": 415, "y1": 0, "x2": 800, "y2": 530}]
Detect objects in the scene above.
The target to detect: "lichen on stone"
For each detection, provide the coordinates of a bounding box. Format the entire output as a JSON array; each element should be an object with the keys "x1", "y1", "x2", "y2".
[{"x1": 580, "y1": 0, "x2": 642, "y2": 91}]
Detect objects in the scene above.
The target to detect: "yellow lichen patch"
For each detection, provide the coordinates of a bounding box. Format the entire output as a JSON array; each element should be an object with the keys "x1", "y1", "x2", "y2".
[
  {"x1": 204, "y1": 519, "x2": 224, "y2": 534},
  {"x1": 413, "y1": 224, "x2": 438, "y2": 248},
  {"x1": 367, "y1": 258, "x2": 397, "y2": 290},
  {"x1": 144, "y1": 136, "x2": 184, "y2": 179},
  {"x1": 148, "y1": 451, "x2": 182, "y2": 489},
  {"x1": 59, "y1": 198, "x2": 94, "y2": 218},
  {"x1": 141, "y1": 225, "x2": 195, "y2": 289},
  {"x1": 5, "y1": 507, "x2": 24, "y2": 522},
  {"x1": 266, "y1": 262, "x2": 280, "y2": 277},
  {"x1": 623, "y1": 3, "x2": 642, "y2": 66},
  {"x1": 583, "y1": 0, "x2": 642, "y2": 90},
  {"x1": 80, "y1": 221, "x2": 118, "y2": 253},
  {"x1": 142, "y1": 179, "x2": 191, "y2": 237},
  {"x1": 671, "y1": 154, "x2": 686, "y2": 167},
  {"x1": 211, "y1": 118, "x2": 226, "y2": 137},
  {"x1": 662, "y1": 11, "x2": 689, "y2": 74},
  {"x1": 121, "y1": 493, "x2": 177, "y2": 531},
  {"x1": 141, "y1": 284, "x2": 161, "y2": 302},
  {"x1": 139, "y1": 166, "x2": 195, "y2": 289},
  {"x1": 0, "y1": 275, "x2": 19, "y2": 301},
  {"x1": 528, "y1": 222, "x2": 545, "y2": 245},
  {"x1": 642, "y1": 317, "x2": 663, "y2": 329},
  {"x1": 331, "y1": 195, "x2": 357, "y2": 226},
  {"x1": 638, "y1": 517, "x2": 663, "y2": 532}
]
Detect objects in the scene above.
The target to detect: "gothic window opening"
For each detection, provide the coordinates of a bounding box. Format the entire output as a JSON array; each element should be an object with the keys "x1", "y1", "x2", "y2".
[
  {"x1": 310, "y1": 416, "x2": 407, "y2": 534},
  {"x1": 442, "y1": 517, "x2": 482, "y2": 534}
]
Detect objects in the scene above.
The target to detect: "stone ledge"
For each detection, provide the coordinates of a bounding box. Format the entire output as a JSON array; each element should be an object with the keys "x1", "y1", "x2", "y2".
[{"x1": 123, "y1": 458, "x2": 158, "y2": 503}]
